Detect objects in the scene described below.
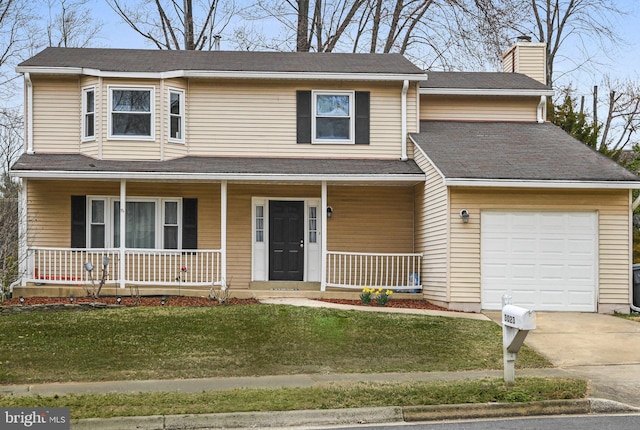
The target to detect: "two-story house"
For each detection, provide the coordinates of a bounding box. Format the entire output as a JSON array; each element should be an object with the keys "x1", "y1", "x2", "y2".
[{"x1": 11, "y1": 42, "x2": 640, "y2": 313}]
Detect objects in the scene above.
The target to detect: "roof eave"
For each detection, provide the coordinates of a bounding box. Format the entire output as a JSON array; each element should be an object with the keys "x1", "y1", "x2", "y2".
[
  {"x1": 419, "y1": 88, "x2": 554, "y2": 96},
  {"x1": 16, "y1": 66, "x2": 428, "y2": 82},
  {"x1": 11, "y1": 169, "x2": 426, "y2": 183},
  {"x1": 444, "y1": 178, "x2": 640, "y2": 189}
]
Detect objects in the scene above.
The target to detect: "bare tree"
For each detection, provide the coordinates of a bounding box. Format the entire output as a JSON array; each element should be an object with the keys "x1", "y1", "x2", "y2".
[
  {"x1": 45, "y1": 0, "x2": 103, "y2": 48},
  {"x1": 596, "y1": 79, "x2": 640, "y2": 159},
  {"x1": 107, "y1": 0, "x2": 234, "y2": 50}
]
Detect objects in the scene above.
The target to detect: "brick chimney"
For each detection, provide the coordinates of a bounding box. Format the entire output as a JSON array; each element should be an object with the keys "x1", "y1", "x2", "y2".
[{"x1": 502, "y1": 38, "x2": 547, "y2": 85}]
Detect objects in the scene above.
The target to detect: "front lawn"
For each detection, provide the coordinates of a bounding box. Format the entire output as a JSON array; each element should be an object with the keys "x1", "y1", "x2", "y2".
[{"x1": 0, "y1": 304, "x2": 551, "y2": 384}]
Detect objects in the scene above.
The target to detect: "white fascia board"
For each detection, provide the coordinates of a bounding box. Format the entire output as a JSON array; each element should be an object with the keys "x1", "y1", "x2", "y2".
[
  {"x1": 11, "y1": 170, "x2": 425, "y2": 183},
  {"x1": 419, "y1": 88, "x2": 554, "y2": 97},
  {"x1": 16, "y1": 66, "x2": 428, "y2": 82},
  {"x1": 444, "y1": 178, "x2": 640, "y2": 189}
]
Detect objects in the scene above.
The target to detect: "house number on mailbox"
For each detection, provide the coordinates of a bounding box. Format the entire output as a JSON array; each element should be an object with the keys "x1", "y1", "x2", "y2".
[{"x1": 504, "y1": 314, "x2": 516, "y2": 325}]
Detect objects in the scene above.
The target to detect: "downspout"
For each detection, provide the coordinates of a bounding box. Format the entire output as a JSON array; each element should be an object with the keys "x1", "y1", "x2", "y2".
[
  {"x1": 25, "y1": 73, "x2": 34, "y2": 154},
  {"x1": 401, "y1": 80, "x2": 409, "y2": 161},
  {"x1": 537, "y1": 95, "x2": 546, "y2": 124}
]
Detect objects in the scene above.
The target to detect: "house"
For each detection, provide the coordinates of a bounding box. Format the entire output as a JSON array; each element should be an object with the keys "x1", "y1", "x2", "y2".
[{"x1": 10, "y1": 42, "x2": 640, "y2": 313}]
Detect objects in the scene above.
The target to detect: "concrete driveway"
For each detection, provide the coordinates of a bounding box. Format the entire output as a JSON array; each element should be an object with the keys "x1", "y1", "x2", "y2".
[{"x1": 497, "y1": 312, "x2": 640, "y2": 407}]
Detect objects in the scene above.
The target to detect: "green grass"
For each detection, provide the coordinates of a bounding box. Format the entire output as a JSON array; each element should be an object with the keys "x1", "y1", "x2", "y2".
[
  {"x1": 0, "y1": 378, "x2": 586, "y2": 419},
  {"x1": 0, "y1": 304, "x2": 551, "y2": 384}
]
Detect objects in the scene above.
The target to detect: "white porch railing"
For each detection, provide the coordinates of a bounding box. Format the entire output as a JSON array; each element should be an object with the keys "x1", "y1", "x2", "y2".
[
  {"x1": 326, "y1": 251, "x2": 422, "y2": 290},
  {"x1": 26, "y1": 247, "x2": 223, "y2": 287}
]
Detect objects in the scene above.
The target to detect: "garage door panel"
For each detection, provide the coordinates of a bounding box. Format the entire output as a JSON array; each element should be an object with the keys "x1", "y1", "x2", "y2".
[{"x1": 481, "y1": 211, "x2": 597, "y2": 312}]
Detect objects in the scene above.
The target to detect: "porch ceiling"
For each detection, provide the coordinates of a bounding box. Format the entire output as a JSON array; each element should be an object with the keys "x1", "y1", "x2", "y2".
[{"x1": 11, "y1": 153, "x2": 425, "y2": 184}]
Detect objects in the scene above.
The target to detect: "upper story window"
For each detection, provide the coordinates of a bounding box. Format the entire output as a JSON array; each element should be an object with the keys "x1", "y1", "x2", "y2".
[
  {"x1": 313, "y1": 91, "x2": 354, "y2": 143},
  {"x1": 108, "y1": 86, "x2": 154, "y2": 140},
  {"x1": 297, "y1": 90, "x2": 369, "y2": 145},
  {"x1": 169, "y1": 89, "x2": 185, "y2": 143},
  {"x1": 82, "y1": 87, "x2": 95, "y2": 141}
]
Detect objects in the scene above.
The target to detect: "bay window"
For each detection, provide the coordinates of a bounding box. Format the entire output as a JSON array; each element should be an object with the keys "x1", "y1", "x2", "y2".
[{"x1": 108, "y1": 86, "x2": 154, "y2": 139}]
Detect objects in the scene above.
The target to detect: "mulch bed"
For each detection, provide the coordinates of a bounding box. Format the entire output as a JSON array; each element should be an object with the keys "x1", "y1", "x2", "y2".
[
  {"x1": 1, "y1": 296, "x2": 259, "y2": 307},
  {"x1": 2, "y1": 296, "x2": 453, "y2": 311},
  {"x1": 317, "y1": 298, "x2": 455, "y2": 311}
]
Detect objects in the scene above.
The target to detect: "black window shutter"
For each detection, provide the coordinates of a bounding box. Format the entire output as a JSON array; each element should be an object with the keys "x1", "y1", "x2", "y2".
[
  {"x1": 182, "y1": 198, "x2": 198, "y2": 250},
  {"x1": 296, "y1": 90, "x2": 312, "y2": 144},
  {"x1": 355, "y1": 91, "x2": 370, "y2": 144},
  {"x1": 71, "y1": 196, "x2": 86, "y2": 248}
]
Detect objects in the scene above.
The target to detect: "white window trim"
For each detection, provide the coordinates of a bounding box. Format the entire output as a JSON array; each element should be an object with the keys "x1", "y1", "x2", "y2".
[
  {"x1": 107, "y1": 85, "x2": 155, "y2": 141},
  {"x1": 311, "y1": 90, "x2": 355, "y2": 145},
  {"x1": 87, "y1": 196, "x2": 182, "y2": 249},
  {"x1": 168, "y1": 88, "x2": 185, "y2": 144},
  {"x1": 81, "y1": 86, "x2": 96, "y2": 142}
]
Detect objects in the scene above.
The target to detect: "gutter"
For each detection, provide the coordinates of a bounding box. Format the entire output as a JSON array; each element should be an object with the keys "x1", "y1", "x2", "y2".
[
  {"x1": 401, "y1": 80, "x2": 409, "y2": 161},
  {"x1": 24, "y1": 73, "x2": 34, "y2": 154}
]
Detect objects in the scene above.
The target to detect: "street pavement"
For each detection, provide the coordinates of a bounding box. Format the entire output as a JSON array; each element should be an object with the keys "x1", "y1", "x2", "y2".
[{"x1": 2, "y1": 299, "x2": 640, "y2": 429}]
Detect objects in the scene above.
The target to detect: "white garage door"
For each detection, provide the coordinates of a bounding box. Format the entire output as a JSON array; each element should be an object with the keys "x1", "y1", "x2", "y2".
[{"x1": 481, "y1": 211, "x2": 597, "y2": 312}]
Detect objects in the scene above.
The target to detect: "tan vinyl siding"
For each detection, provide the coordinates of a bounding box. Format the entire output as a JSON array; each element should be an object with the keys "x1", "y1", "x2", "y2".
[
  {"x1": 420, "y1": 95, "x2": 539, "y2": 122},
  {"x1": 79, "y1": 76, "x2": 101, "y2": 158},
  {"x1": 188, "y1": 80, "x2": 406, "y2": 159},
  {"x1": 412, "y1": 145, "x2": 448, "y2": 302},
  {"x1": 31, "y1": 76, "x2": 81, "y2": 153},
  {"x1": 326, "y1": 185, "x2": 414, "y2": 253},
  {"x1": 449, "y1": 188, "x2": 630, "y2": 307}
]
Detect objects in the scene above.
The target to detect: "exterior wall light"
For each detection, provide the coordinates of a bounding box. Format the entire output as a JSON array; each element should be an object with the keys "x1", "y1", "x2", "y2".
[
  {"x1": 327, "y1": 206, "x2": 333, "y2": 218},
  {"x1": 460, "y1": 209, "x2": 470, "y2": 223}
]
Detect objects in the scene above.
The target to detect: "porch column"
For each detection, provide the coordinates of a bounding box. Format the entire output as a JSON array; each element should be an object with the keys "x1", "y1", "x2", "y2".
[
  {"x1": 321, "y1": 181, "x2": 327, "y2": 291},
  {"x1": 221, "y1": 180, "x2": 227, "y2": 286},
  {"x1": 18, "y1": 178, "x2": 27, "y2": 286},
  {"x1": 119, "y1": 179, "x2": 126, "y2": 289}
]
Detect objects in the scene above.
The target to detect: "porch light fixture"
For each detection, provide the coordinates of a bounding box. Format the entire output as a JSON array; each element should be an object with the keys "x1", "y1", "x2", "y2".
[
  {"x1": 459, "y1": 209, "x2": 470, "y2": 224},
  {"x1": 327, "y1": 206, "x2": 333, "y2": 219}
]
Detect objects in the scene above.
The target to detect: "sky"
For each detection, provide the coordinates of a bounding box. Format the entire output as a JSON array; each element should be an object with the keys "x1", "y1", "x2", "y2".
[{"x1": 23, "y1": 0, "x2": 640, "y2": 107}]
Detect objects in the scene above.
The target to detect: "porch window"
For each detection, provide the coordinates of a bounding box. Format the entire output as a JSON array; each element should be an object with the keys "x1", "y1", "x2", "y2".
[
  {"x1": 114, "y1": 201, "x2": 156, "y2": 249},
  {"x1": 163, "y1": 201, "x2": 179, "y2": 249},
  {"x1": 308, "y1": 206, "x2": 317, "y2": 243},
  {"x1": 82, "y1": 87, "x2": 95, "y2": 141},
  {"x1": 169, "y1": 89, "x2": 184, "y2": 143},
  {"x1": 87, "y1": 197, "x2": 183, "y2": 249},
  {"x1": 313, "y1": 91, "x2": 354, "y2": 143},
  {"x1": 108, "y1": 86, "x2": 154, "y2": 139},
  {"x1": 90, "y1": 199, "x2": 105, "y2": 248},
  {"x1": 255, "y1": 205, "x2": 264, "y2": 242}
]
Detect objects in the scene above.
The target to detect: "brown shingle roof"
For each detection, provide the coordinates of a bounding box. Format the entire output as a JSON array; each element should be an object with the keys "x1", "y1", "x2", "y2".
[
  {"x1": 18, "y1": 47, "x2": 425, "y2": 76},
  {"x1": 422, "y1": 71, "x2": 551, "y2": 91},
  {"x1": 411, "y1": 121, "x2": 640, "y2": 182},
  {"x1": 11, "y1": 154, "x2": 424, "y2": 178}
]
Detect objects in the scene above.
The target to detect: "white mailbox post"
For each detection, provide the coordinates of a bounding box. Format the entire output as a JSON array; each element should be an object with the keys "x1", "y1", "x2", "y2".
[{"x1": 501, "y1": 295, "x2": 536, "y2": 384}]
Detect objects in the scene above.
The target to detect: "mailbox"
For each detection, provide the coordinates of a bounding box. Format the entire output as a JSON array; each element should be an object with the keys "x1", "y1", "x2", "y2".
[
  {"x1": 501, "y1": 297, "x2": 536, "y2": 384},
  {"x1": 502, "y1": 304, "x2": 536, "y2": 330}
]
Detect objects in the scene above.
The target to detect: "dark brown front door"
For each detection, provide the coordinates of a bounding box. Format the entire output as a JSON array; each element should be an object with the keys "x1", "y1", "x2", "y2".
[{"x1": 269, "y1": 201, "x2": 304, "y2": 281}]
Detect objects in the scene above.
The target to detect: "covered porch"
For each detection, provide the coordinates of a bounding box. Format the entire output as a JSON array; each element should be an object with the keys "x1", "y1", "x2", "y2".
[{"x1": 12, "y1": 154, "x2": 425, "y2": 297}]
